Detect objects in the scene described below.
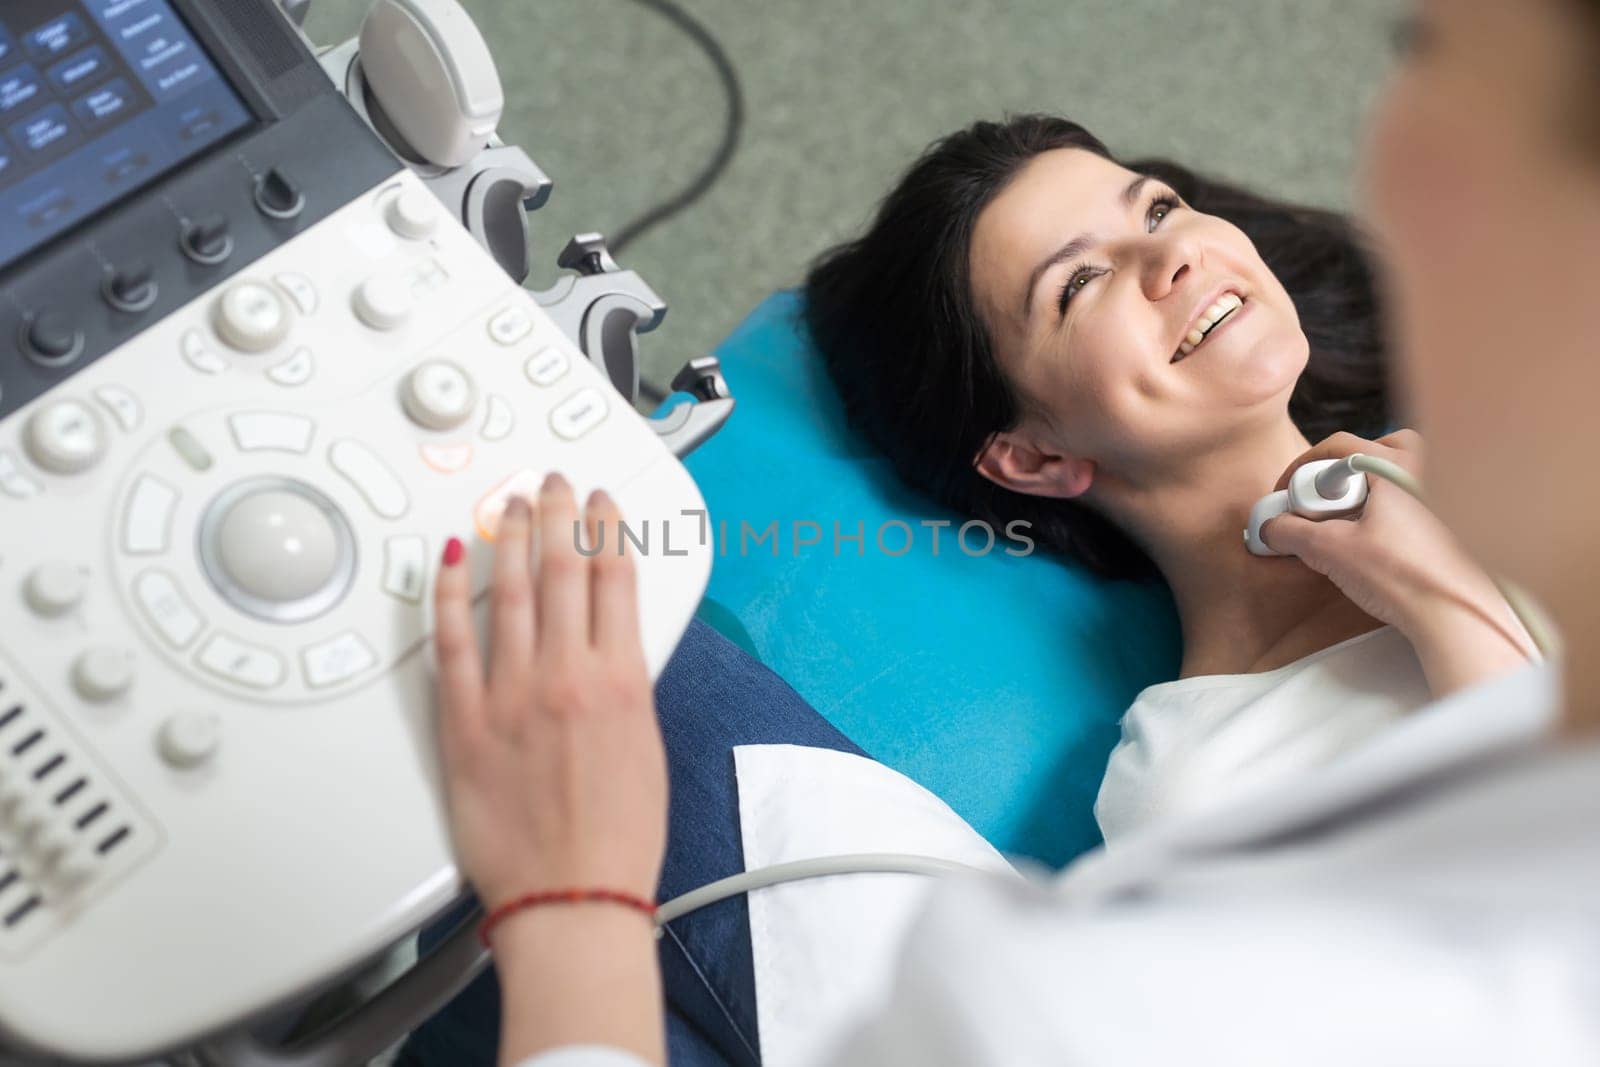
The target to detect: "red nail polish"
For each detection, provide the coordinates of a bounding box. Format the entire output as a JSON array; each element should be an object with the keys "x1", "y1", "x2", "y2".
[{"x1": 443, "y1": 537, "x2": 464, "y2": 566}]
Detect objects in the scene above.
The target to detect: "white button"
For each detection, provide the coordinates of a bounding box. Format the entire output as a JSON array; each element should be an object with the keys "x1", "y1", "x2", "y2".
[
  {"x1": 550, "y1": 388, "x2": 609, "y2": 441},
  {"x1": 122, "y1": 474, "x2": 178, "y2": 555},
  {"x1": 401, "y1": 360, "x2": 477, "y2": 431},
  {"x1": 94, "y1": 386, "x2": 143, "y2": 431},
  {"x1": 329, "y1": 440, "x2": 410, "y2": 519},
  {"x1": 168, "y1": 426, "x2": 213, "y2": 472},
  {"x1": 25, "y1": 399, "x2": 108, "y2": 474},
  {"x1": 268, "y1": 347, "x2": 315, "y2": 387},
  {"x1": 215, "y1": 281, "x2": 291, "y2": 352},
  {"x1": 198, "y1": 634, "x2": 285, "y2": 689},
  {"x1": 181, "y1": 329, "x2": 227, "y2": 375},
  {"x1": 352, "y1": 275, "x2": 412, "y2": 330},
  {"x1": 0, "y1": 449, "x2": 41, "y2": 498},
  {"x1": 73, "y1": 646, "x2": 136, "y2": 702},
  {"x1": 229, "y1": 412, "x2": 315, "y2": 454},
  {"x1": 482, "y1": 395, "x2": 515, "y2": 441},
  {"x1": 157, "y1": 712, "x2": 221, "y2": 768},
  {"x1": 25, "y1": 562, "x2": 87, "y2": 616},
  {"x1": 302, "y1": 632, "x2": 377, "y2": 688},
  {"x1": 134, "y1": 570, "x2": 204, "y2": 649},
  {"x1": 419, "y1": 442, "x2": 473, "y2": 473},
  {"x1": 382, "y1": 536, "x2": 427, "y2": 603},
  {"x1": 524, "y1": 347, "x2": 569, "y2": 387},
  {"x1": 488, "y1": 306, "x2": 534, "y2": 346},
  {"x1": 274, "y1": 272, "x2": 319, "y2": 315},
  {"x1": 386, "y1": 188, "x2": 440, "y2": 239}
]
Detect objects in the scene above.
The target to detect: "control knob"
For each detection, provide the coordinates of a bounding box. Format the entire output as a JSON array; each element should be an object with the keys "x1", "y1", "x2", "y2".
[
  {"x1": 254, "y1": 168, "x2": 306, "y2": 220},
  {"x1": 25, "y1": 562, "x2": 87, "y2": 616},
  {"x1": 214, "y1": 281, "x2": 291, "y2": 352},
  {"x1": 103, "y1": 261, "x2": 158, "y2": 312},
  {"x1": 401, "y1": 360, "x2": 477, "y2": 430},
  {"x1": 180, "y1": 213, "x2": 233, "y2": 265},
  {"x1": 385, "y1": 188, "x2": 439, "y2": 239},
  {"x1": 352, "y1": 275, "x2": 412, "y2": 331},
  {"x1": 20, "y1": 309, "x2": 84, "y2": 367},
  {"x1": 24, "y1": 399, "x2": 107, "y2": 475},
  {"x1": 72, "y1": 646, "x2": 136, "y2": 702}
]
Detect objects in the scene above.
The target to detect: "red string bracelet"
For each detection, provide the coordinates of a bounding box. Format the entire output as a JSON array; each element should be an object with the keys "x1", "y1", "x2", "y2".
[{"x1": 478, "y1": 889, "x2": 660, "y2": 948}]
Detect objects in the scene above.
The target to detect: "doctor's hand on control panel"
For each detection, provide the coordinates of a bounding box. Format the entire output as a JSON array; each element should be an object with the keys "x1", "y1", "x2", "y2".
[{"x1": 432, "y1": 474, "x2": 671, "y2": 1066}]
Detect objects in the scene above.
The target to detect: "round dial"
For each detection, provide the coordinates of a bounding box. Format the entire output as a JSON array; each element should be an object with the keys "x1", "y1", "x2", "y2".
[
  {"x1": 386, "y1": 188, "x2": 440, "y2": 239},
  {"x1": 214, "y1": 281, "x2": 291, "y2": 353},
  {"x1": 401, "y1": 360, "x2": 477, "y2": 431},
  {"x1": 352, "y1": 276, "x2": 411, "y2": 331},
  {"x1": 25, "y1": 399, "x2": 107, "y2": 475}
]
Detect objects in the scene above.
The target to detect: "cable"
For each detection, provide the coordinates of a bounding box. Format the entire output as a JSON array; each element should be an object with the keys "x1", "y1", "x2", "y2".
[
  {"x1": 655, "y1": 853, "x2": 991, "y2": 926},
  {"x1": 608, "y1": 0, "x2": 745, "y2": 255},
  {"x1": 1345, "y1": 454, "x2": 1563, "y2": 660},
  {"x1": 651, "y1": 458, "x2": 1562, "y2": 929}
]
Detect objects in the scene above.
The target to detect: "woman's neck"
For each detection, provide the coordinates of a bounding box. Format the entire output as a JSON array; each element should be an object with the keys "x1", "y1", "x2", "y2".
[{"x1": 1095, "y1": 418, "x2": 1384, "y2": 679}]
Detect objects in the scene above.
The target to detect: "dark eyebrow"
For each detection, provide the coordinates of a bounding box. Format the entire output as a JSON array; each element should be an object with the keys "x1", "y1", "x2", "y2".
[
  {"x1": 1122, "y1": 174, "x2": 1152, "y2": 207},
  {"x1": 1021, "y1": 174, "x2": 1155, "y2": 320}
]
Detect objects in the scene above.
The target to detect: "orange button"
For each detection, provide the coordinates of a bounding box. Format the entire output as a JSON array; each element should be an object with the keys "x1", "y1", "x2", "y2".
[
  {"x1": 420, "y1": 442, "x2": 474, "y2": 474},
  {"x1": 474, "y1": 469, "x2": 545, "y2": 541}
]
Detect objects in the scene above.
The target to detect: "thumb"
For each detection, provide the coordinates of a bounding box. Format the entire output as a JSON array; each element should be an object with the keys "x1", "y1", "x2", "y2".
[{"x1": 1258, "y1": 512, "x2": 1335, "y2": 569}]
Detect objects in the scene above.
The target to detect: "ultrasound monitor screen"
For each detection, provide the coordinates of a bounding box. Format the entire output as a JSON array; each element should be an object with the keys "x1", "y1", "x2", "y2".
[{"x1": 0, "y1": 0, "x2": 254, "y2": 270}]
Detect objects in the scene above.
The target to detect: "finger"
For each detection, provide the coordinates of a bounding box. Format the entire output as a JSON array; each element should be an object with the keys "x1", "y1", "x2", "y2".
[
  {"x1": 433, "y1": 535, "x2": 486, "y2": 736},
  {"x1": 489, "y1": 495, "x2": 536, "y2": 684},
  {"x1": 1273, "y1": 431, "x2": 1371, "y2": 492},
  {"x1": 535, "y1": 472, "x2": 587, "y2": 661},
  {"x1": 1375, "y1": 428, "x2": 1424, "y2": 477},
  {"x1": 587, "y1": 490, "x2": 644, "y2": 653},
  {"x1": 1257, "y1": 511, "x2": 1355, "y2": 570},
  {"x1": 1376, "y1": 427, "x2": 1422, "y2": 452}
]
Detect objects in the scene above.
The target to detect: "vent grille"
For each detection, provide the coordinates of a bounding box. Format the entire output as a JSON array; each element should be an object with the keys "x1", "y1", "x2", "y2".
[
  {"x1": 215, "y1": 0, "x2": 305, "y2": 79},
  {"x1": 0, "y1": 671, "x2": 150, "y2": 959}
]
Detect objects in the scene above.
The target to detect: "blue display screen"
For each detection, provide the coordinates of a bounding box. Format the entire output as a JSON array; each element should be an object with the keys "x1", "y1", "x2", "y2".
[{"x1": 0, "y1": 0, "x2": 254, "y2": 269}]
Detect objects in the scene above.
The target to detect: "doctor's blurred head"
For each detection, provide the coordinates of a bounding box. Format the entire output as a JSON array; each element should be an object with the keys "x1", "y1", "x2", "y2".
[{"x1": 1364, "y1": 0, "x2": 1600, "y2": 718}]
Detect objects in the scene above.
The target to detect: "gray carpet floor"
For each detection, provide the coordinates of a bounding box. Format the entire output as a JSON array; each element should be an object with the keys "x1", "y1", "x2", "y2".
[{"x1": 302, "y1": 0, "x2": 1400, "y2": 386}]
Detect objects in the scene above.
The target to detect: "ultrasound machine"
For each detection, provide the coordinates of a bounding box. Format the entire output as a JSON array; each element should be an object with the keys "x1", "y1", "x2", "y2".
[{"x1": 0, "y1": 1, "x2": 720, "y2": 1061}]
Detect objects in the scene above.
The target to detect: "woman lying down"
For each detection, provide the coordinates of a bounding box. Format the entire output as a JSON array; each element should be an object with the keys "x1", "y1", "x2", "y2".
[
  {"x1": 401, "y1": 114, "x2": 1542, "y2": 1067},
  {"x1": 804, "y1": 113, "x2": 1540, "y2": 839}
]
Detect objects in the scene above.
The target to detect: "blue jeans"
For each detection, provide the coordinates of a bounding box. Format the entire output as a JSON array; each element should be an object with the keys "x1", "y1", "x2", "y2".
[{"x1": 400, "y1": 619, "x2": 866, "y2": 1067}]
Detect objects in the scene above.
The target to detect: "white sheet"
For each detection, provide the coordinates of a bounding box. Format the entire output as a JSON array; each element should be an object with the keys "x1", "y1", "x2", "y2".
[{"x1": 732, "y1": 744, "x2": 1015, "y2": 1067}]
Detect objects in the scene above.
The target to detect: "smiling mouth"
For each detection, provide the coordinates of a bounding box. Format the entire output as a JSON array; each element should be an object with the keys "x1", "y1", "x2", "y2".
[{"x1": 1172, "y1": 293, "x2": 1245, "y2": 363}]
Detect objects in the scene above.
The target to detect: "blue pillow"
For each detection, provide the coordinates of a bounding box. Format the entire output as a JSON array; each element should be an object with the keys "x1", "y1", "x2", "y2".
[{"x1": 683, "y1": 292, "x2": 1182, "y2": 867}]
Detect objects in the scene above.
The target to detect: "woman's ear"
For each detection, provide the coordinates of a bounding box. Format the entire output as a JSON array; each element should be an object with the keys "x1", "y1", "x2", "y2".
[{"x1": 975, "y1": 431, "x2": 1095, "y2": 499}]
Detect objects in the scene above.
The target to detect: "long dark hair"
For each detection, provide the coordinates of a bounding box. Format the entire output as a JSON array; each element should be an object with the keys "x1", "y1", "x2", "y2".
[{"x1": 804, "y1": 114, "x2": 1390, "y2": 581}]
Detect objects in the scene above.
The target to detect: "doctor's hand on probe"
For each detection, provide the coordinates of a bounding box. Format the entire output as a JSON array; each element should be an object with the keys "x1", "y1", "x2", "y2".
[
  {"x1": 432, "y1": 474, "x2": 670, "y2": 1066},
  {"x1": 1259, "y1": 429, "x2": 1537, "y2": 699}
]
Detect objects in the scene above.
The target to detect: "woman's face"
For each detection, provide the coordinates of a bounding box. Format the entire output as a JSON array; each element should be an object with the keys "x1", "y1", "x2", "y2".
[
  {"x1": 967, "y1": 148, "x2": 1309, "y2": 495},
  {"x1": 1364, "y1": 0, "x2": 1600, "y2": 591}
]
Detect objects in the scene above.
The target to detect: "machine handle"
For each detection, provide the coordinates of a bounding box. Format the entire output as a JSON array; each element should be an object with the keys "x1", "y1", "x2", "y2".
[
  {"x1": 645, "y1": 356, "x2": 736, "y2": 459},
  {"x1": 195, "y1": 907, "x2": 486, "y2": 1067}
]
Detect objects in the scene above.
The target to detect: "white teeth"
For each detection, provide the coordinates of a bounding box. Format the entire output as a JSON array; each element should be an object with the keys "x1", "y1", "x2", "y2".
[{"x1": 1175, "y1": 293, "x2": 1244, "y2": 364}]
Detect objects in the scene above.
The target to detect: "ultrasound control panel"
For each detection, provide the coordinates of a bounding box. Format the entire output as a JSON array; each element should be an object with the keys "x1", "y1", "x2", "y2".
[{"x1": 0, "y1": 2, "x2": 710, "y2": 1061}]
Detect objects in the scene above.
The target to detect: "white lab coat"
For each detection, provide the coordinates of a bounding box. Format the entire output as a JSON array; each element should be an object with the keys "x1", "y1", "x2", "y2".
[{"x1": 521, "y1": 659, "x2": 1600, "y2": 1067}]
